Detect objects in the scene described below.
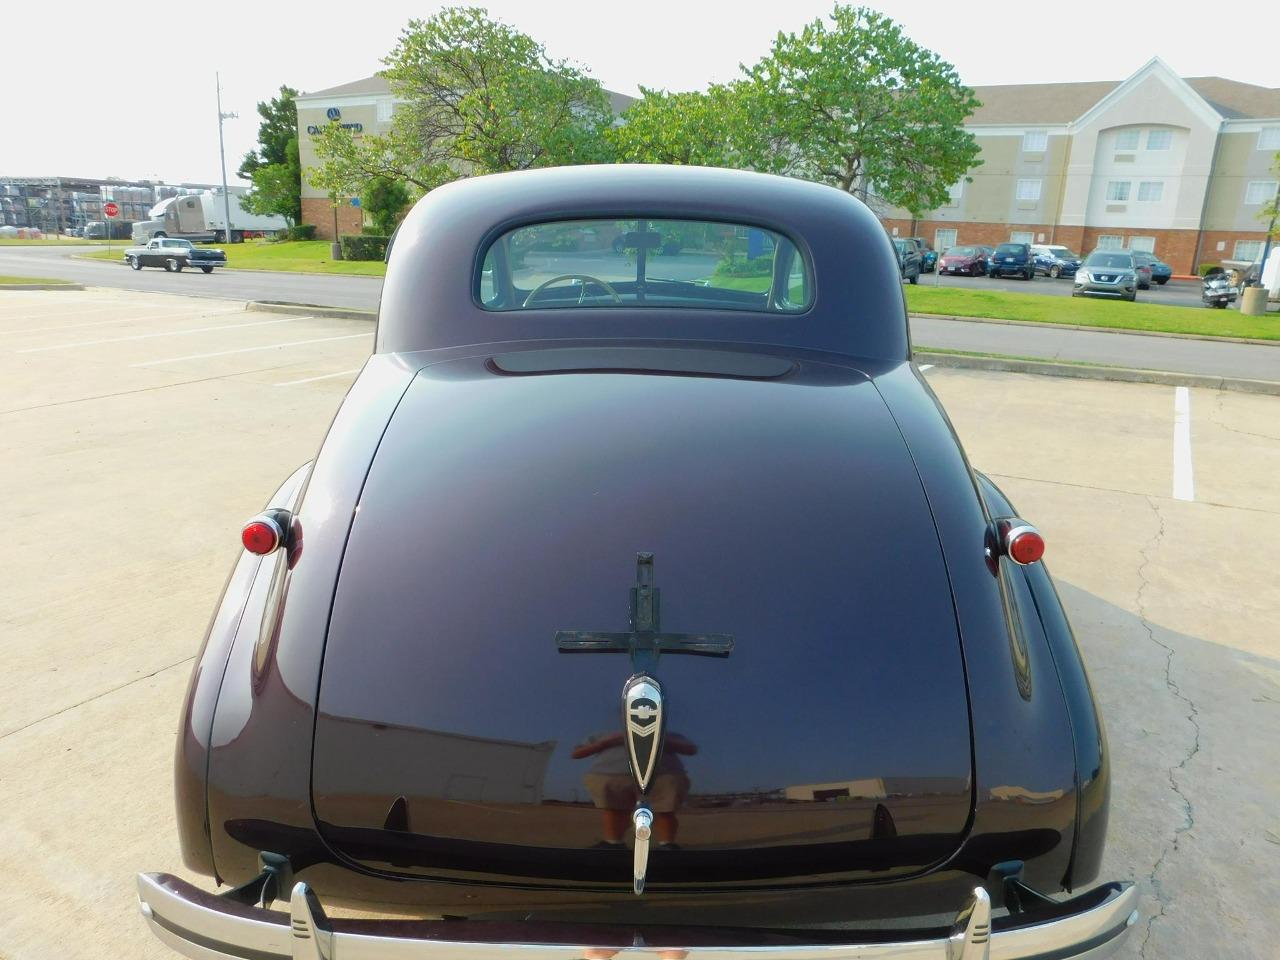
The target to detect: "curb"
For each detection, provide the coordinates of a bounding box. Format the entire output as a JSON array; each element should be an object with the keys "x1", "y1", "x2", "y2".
[
  {"x1": 914, "y1": 351, "x2": 1280, "y2": 396},
  {"x1": 0, "y1": 282, "x2": 85, "y2": 291},
  {"x1": 246, "y1": 300, "x2": 377, "y2": 321},
  {"x1": 910, "y1": 312, "x2": 1280, "y2": 347}
]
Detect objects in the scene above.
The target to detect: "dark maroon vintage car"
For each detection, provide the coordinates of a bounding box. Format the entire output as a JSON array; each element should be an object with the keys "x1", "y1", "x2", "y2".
[{"x1": 139, "y1": 165, "x2": 1136, "y2": 960}]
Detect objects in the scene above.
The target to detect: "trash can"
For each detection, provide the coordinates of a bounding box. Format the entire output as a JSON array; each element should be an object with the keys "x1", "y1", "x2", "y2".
[{"x1": 1240, "y1": 285, "x2": 1267, "y2": 316}]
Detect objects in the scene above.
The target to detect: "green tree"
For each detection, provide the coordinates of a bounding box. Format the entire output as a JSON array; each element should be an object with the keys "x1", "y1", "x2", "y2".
[
  {"x1": 239, "y1": 85, "x2": 301, "y2": 176},
  {"x1": 310, "y1": 7, "x2": 614, "y2": 196},
  {"x1": 241, "y1": 136, "x2": 302, "y2": 226},
  {"x1": 609, "y1": 85, "x2": 756, "y2": 167},
  {"x1": 238, "y1": 86, "x2": 303, "y2": 225},
  {"x1": 742, "y1": 5, "x2": 981, "y2": 215},
  {"x1": 363, "y1": 177, "x2": 412, "y2": 235}
]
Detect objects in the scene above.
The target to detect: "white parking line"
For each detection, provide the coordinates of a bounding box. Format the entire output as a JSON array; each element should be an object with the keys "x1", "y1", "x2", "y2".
[
  {"x1": 273, "y1": 368, "x2": 364, "y2": 387},
  {"x1": 0, "y1": 308, "x2": 243, "y2": 337},
  {"x1": 1173, "y1": 386, "x2": 1195, "y2": 502},
  {"x1": 132, "y1": 333, "x2": 371, "y2": 367},
  {"x1": 919, "y1": 364, "x2": 934, "y2": 371},
  {"x1": 17, "y1": 316, "x2": 308, "y2": 353}
]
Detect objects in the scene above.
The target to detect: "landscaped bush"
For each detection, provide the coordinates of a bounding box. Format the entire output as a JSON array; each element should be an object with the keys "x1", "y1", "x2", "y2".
[
  {"x1": 713, "y1": 255, "x2": 774, "y2": 277},
  {"x1": 340, "y1": 233, "x2": 390, "y2": 261},
  {"x1": 1197, "y1": 263, "x2": 1221, "y2": 277},
  {"x1": 287, "y1": 224, "x2": 317, "y2": 241}
]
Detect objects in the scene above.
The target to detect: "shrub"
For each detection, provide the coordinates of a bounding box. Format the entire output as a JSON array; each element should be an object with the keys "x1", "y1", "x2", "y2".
[
  {"x1": 548, "y1": 234, "x2": 581, "y2": 252},
  {"x1": 340, "y1": 233, "x2": 390, "y2": 261},
  {"x1": 1197, "y1": 263, "x2": 1221, "y2": 277},
  {"x1": 713, "y1": 255, "x2": 774, "y2": 277},
  {"x1": 287, "y1": 224, "x2": 317, "y2": 241}
]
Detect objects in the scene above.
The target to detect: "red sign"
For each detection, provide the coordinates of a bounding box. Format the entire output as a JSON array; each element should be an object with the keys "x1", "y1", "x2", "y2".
[{"x1": 103, "y1": 201, "x2": 119, "y2": 218}]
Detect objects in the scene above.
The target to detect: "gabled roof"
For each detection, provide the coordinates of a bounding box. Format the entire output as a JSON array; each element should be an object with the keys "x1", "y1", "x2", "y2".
[
  {"x1": 299, "y1": 75, "x2": 391, "y2": 99},
  {"x1": 967, "y1": 80, "x2": 1121, "y2": 124},
  {"x1": 966, "y1": 72, "x2": 1280, "y2": 126},
  {"x1": 1184, "y1": 77, "x2": 1280, "y2": 120},
  {"x1": 299, "y1": 74, "x2": 636, "y2": 114}
]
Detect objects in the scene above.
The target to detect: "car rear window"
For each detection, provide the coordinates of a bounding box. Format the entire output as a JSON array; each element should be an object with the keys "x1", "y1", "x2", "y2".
[
  {"x1": 994, "y1": 244, "x2": 1027, "y2": 255},
  {"x1": 478, "y1": 219, "x2": 812, "y2": 313}
]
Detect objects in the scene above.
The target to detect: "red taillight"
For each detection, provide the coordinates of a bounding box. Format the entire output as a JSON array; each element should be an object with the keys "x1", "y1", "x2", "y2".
[
  {"x1": 1004, "y1": 525, "x2": 1045, "y2": 565},
  {"x1": 241, "y1": 515, "x2": 283, "y2": 555}
]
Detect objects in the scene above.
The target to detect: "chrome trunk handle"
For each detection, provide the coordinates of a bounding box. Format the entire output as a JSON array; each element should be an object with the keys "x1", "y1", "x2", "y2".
[{"x1": 632, "y1": 807, "x2": 653, "y2": 895}]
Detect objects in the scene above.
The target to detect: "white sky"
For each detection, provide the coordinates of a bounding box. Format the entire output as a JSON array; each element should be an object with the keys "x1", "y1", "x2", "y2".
[{"x1": 5, "y1": 0, "x2": 1275, "y2": 187}]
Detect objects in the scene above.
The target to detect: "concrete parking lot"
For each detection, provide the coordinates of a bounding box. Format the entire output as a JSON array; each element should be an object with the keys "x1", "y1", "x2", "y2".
[{"x1": 1, "y1": 289, "x2": 1277, "y2": 959}]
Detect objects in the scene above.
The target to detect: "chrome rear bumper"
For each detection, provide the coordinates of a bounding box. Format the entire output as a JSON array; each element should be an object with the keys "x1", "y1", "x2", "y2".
[{"x1": 138, "y1": 872, "x2": 1137, "y2": 960}]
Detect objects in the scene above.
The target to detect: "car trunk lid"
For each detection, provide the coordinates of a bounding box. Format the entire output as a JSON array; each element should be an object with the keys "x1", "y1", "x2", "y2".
[{"x1": 311, "y1": 350, "x2": 974, "y2": 890}]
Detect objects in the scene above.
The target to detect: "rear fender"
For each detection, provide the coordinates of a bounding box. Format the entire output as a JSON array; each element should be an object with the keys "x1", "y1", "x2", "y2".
[
  {"x1": 174, "y1": 462, "x2": 312, "y2": 877},
  {"x1": 204, "y1": 355, "x2": 419, "y2": 885},
  {"x1": 974, "y1": 472, "x2": 1109, "y2": 890},
  {"x1": 872, "y1": 365, "x2": 1078, "y2": 892}
]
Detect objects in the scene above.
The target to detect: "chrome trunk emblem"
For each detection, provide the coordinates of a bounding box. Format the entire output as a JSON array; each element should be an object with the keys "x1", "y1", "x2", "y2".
[{"x1": 623, "y1": 674, "x2": 664, "y2": 793}]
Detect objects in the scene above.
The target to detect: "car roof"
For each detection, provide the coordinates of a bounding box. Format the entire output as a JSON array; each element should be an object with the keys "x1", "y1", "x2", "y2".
[{"x1": 377, "y1": 165, "x2": 909, "y2": 361}]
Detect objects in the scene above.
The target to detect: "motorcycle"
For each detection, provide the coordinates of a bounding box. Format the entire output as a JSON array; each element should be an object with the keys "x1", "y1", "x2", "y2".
[{"x1": 1202, "y1": 269, "x2": 1235, "y2": 309}]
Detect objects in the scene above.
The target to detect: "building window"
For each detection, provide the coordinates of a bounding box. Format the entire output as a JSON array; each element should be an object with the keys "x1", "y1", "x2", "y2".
[
  {"x1": 1234, "y1": 240, "x2": 1264, "y2": 262},
  {"x1": 1106, "y1": 181, "x2": 1131, "y2": 202},
  {"x1": 1022, "y1": 130, "x2": 1048, "y2": 153},
  {"x1": 1244, "y1": 181, "x2": 1277, "y2": 205},
  {"x1": 935, "y1": 228, "x2": 957, "y2": 252},
  {"x1": 1128, "y1": 236, "x2": 1156, "y2": 253},
  {"x1": 376, "y1": 99, "x2": 394, "y2": 122},
  {"x1": 946, "y1": 180, "x2": 964, "y2": 205},
  {"x1": 1258, "y1": 128, "x2": 1280, "y2": 151},
  {"x1": 1097, "y1": 235, "x2": 1124, "y2": 250},
  {"x1": 1010, "y1": 231, "x2": 1035, "y2": 245},
  {"x1": 1114, "y1": 129, "x2": 1140, "y2": 151},
  {"x1": 1015, "y1": 179, "x2": 1042, "y2": 202},
  {"x1": 1146, "y1": 129, "x2": 1172, "y2": 150},
  {"x1": 1137, "y1": 181, "x2": 1164, "y2": 202}
]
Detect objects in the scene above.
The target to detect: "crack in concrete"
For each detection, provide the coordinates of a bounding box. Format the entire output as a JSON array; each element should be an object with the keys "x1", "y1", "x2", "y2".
[
  {"x1": 1207, "y1": 391, "x2": 1280, "y2": 442},
  {"x1": 0, "y1": 655, "x2": 195, "y2": 742},
  {"x1": 1135, "y1": 496, "x2": 1203, "y2": 959}
]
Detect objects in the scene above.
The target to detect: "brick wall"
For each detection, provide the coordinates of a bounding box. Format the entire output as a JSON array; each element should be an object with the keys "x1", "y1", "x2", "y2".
[
  {"x1": 301, "y1": 197, "x2": 364, "y2": 240},
  {"x1": 1195, "y1": 229, "x2": 1272, "y2": 271},
  {"x1": 884, "y1": 218, "x2": 1061, "y2": 248},
  {"x1": 880, "y1": 218, "x2": 1271, "y2": 275}
]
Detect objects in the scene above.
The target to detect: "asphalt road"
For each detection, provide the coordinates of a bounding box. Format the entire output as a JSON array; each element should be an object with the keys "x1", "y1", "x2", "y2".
[
  {"x1": 3, "y1": 244, "x2": 1277, "y2": 382},
  {"x1": 0, "y1": 244, "x2": 382, "y2": 310}
]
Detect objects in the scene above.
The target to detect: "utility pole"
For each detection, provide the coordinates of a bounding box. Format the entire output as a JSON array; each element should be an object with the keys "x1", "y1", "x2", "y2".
[{"x1": 216, "y1": 73, "x2": 237, "y2": 244}]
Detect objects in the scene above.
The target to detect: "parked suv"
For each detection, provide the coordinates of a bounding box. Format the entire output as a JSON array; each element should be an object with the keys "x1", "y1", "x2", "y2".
[
  {"x1": 987, "y1": 242, "x2": 1035, "y2": 280},
  {"x1": 1073, "y1": 250, "x2": 1139, "y2": 301},
  {"x1": 1031, "y1": 244, "x2": 1082, "y2": 279},
  {"x1": 893, "y1": 238, "x2": 921, "y2": 284}
]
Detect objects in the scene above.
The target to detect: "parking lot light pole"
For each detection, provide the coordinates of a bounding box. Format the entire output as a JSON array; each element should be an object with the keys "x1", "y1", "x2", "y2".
[{"x1": 216, "y1": 73, "x2": 237, "y2": 245}]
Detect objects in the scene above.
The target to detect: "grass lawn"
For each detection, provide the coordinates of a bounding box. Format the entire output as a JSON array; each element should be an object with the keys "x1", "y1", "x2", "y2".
[
  {"x1": 0, "y1": 275, "x2": 73, "y2": 285},
  {"x1": 905, "y1": 285, "x2": 1280, "y2": 341},
  {"x1": 83, "y1": 240, "x2": 386, "y2": 277}
]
